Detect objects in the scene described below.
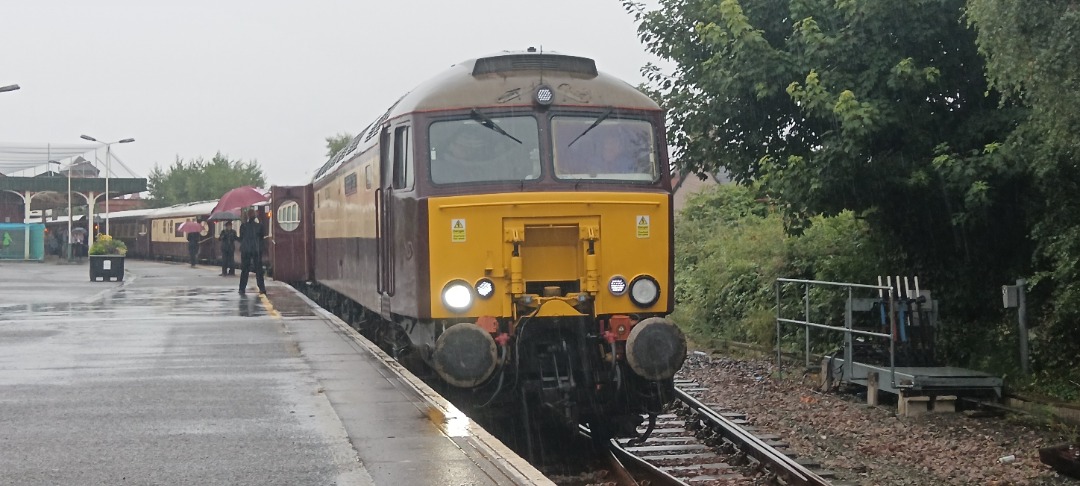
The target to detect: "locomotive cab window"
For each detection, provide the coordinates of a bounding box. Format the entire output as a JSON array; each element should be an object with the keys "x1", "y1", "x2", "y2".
[
  {"x1": 393, "y1": 126, "x2": 412, "y2": 190},
  {"x1": 429, "y1": 116, "x2": 540, "y2": 184},
  {"x1": 552, "y1": 117, "x2": 658, "y2": 182}
]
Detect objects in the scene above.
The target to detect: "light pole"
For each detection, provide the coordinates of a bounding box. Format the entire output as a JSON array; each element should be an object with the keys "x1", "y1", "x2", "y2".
[
  {"x1": 80, "y1": 135, "x2": 134, "y2": 236},
  {"x1": 0, "y1": 84, "x2": 19, "y2": 93}
]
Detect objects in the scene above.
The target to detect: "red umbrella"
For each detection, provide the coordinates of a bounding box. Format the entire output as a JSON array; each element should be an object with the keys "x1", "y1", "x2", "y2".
[
  {"x1": 178, "y1": 221, "x2": 203, "y2": 233},
  {"x1": 212, "y1": 186, "x2": 268, "y2": 214}
]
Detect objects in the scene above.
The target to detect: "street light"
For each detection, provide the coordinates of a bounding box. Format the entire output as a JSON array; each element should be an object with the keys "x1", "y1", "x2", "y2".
[
  {"x1": 80, "y1": 135, "x2": 134, "y2": 236},
  {"x1": 0, "y1": 84, "x2": 19, "y2": 93}
]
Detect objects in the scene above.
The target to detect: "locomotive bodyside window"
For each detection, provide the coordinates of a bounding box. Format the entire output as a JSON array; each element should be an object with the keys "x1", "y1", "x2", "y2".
[
  {"x1": 429, "y1": 116, "x2": 540, "y2": 184},
  {"x1": 552, "y1": 117, "x2": 658, "y2": 182},
  {"x1": 393, "y1": 126, "x2": 412, "y2": 190}
]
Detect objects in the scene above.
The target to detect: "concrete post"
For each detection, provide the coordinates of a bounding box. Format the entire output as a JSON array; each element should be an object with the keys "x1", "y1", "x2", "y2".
[
  {"x1": 867, "y1": 371, "x2": 880, "y2": 406},
  {"x1": 1017, "y1": 279, "x2": 1029, "y2": 375}
]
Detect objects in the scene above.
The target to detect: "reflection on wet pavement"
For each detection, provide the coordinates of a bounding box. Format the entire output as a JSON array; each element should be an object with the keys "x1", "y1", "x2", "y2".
[{"x1": 0, "y1": 285, "x2": 316, "y2": 322}]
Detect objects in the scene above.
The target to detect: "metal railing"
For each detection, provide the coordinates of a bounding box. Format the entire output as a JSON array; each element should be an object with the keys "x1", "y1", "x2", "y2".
[{"x1": 775, "y1": 278, "x2": 898, "y2": 388}]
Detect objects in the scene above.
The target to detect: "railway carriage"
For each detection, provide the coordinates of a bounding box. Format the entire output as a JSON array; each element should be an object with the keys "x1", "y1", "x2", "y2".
[
  {"x1": 278, "y1": 49, "x2": 687, "y2": 439},
  {"x1": 144, "y1": 200, "x2": 220, "y2": 263},
  {"x1": 103, "y1": 208, "x2": 156, "y2": 258}
]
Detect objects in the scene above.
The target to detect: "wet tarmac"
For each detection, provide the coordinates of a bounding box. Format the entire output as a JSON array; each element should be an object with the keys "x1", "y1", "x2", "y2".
[{"x1": 0, "y1": 259, "x2": 549, "y2": 485}]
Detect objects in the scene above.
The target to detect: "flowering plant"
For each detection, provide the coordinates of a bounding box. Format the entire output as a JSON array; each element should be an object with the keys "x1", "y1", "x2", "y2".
[{"x1": 88, "y1": 234, "x2": 128, "y2": 256}]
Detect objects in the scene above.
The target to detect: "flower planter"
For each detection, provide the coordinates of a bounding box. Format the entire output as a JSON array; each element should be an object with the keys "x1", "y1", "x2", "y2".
[{"x1": 89, "y1": 255, "x2": 125, "y2": 282}]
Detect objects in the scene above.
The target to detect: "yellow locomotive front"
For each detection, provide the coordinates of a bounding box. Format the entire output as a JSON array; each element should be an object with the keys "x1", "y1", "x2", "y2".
[{"x1": 405, "y1": 56, "x2": 687, "y2": 436}]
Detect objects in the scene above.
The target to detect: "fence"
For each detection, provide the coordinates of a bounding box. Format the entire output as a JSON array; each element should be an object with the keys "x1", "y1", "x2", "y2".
[{"x1": 775, "y1": 277, "x2": 898, "y2": 387}]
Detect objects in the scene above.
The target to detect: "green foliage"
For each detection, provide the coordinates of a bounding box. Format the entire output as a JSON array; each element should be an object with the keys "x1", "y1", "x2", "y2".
[
  {"x1": 674, "y1": 185, "x2": 787, "y2": 346},
  {"x1": 967, "y1": 0, "x2": 1080, "y2": 386},
  {"x1": 325, "y1": 133, "x2": 354, "y2": 158},
  {"x1": 674, "y1": 184, "x2": 891, "y2": 352},
  {"x1": 147, "y1": 153, "x2": 265, "y2": 208},
  {"x1": 88, "y1": 234, "x2": 127, "y2": 256},
  {"x1": 628, "y1": 0, "x2": 1064, "y2": 389}
]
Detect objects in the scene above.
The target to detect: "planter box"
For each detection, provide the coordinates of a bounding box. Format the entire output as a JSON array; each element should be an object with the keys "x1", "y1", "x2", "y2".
[{"x1": 89, "y1": 255, "x2": 125, "y2": 282}]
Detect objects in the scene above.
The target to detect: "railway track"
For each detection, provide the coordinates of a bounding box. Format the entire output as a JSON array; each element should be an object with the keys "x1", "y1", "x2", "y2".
[{"x1": 598, "y1": 379, "x2": 845, "y2": 485}]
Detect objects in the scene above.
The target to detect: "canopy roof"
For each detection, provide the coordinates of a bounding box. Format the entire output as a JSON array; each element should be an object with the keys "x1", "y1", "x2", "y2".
[{"x1": 0, "y1": 143, "x2": 101, "y2": 175}]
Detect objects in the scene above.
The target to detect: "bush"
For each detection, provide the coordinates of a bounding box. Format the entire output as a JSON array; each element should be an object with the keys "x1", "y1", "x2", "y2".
[
  {"x1": 88, "y1": 234, "x2": 127, "y2": 256},
  {"x1": 674, "y1": 184, "x2": 893, "y2": 353}
]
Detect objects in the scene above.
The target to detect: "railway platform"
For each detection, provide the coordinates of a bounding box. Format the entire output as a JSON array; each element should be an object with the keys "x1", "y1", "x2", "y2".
[{"x1": 0, "y1": 259, "x2": 550, "y2": 485}]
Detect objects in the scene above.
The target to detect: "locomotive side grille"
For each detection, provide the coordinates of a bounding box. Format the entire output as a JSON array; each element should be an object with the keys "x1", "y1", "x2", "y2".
[{"x1": 472, "y1": 54, "x2": 598, "y2": 78}]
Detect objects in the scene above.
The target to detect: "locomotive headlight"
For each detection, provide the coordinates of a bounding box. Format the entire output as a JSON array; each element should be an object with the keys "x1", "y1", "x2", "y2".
[
  {"x1": 608, "y1": 275, "x2": 628, "y2": 296},
  {"x1": 534, "y1": 84, "x2": 554, "y2": 106},
  {"x1": 628, "y1": 275, "x2": 661, "y2": 308},
  {"x1": 475, "y1": 278, "x2": 494, "y2": 299},
  {"x1": 442, "y1": 280, "x2": 473, "y2": 312}
]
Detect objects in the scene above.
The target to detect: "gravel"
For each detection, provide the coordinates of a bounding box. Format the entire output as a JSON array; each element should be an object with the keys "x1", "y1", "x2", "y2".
[{"x1": 678, "y1": 352, "x2": 1079, "y2": 485}]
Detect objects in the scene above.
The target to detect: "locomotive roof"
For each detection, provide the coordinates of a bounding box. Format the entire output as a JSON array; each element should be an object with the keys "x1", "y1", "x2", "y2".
[
  {"x1": 395, "y1": 50, "x2": 659, "y2": 114},
  {"x1": 314, "y1": 50, "x2": 661, "y2": 182}
]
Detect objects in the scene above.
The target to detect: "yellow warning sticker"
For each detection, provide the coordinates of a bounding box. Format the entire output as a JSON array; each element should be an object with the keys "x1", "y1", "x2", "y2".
[
  {"x1": 451, "y1": 219, "x2": 466, "y2": 242},
  {"x1": 636, "y1": 215, "x2": 650, "y2": 238}
]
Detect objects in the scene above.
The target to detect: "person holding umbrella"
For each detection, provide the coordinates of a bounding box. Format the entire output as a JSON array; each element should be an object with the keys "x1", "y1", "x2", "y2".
[
  {"x1": 238, "y1": 208, "x2": 266, "y2": 295},
  {"x1": 186, "y1": 222, "x2": 202, "y2": 267}
]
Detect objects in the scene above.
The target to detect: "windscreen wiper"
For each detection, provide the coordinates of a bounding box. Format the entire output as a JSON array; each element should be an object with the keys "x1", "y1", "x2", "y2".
[
  {"x1": 567, "y1": 107, "x2": 615, "y2": 147},
  {"x1": 470, "y1": 109, "x2": 522, "y2": 144}
]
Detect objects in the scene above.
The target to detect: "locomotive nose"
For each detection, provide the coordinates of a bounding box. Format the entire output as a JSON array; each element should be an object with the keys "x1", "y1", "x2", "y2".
[{"x1": 625, "y1": 317, "x2": 687, "y2": 381}]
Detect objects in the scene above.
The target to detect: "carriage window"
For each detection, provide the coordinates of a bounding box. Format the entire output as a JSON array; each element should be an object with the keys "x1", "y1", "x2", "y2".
[
  {"x1": 276, "y1": 200, "x2": 300, "y2": 232},
  {"x1": 344, "y1": 172, "x2": 358, "y2": 196},
  {"x1": 429, "y1": 116, "x2": 540, "y2": 184},
  {"x1": 365, "y1": 165, "x2": 373, "y2": 190},
  {"x1": 552, "y1": 117, "x2": 657, "y2": 182},
  {"x1": 393, "y1": 126, "x2": 412, "y2": 189}
]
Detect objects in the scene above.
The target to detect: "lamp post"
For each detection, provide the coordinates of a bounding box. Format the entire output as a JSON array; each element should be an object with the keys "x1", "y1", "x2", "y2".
[
  {"x1": 0, "y1": 84, "x2": 19, "y2": 93},
  {"x1": 80, "y1": 135, "x2": 134, "y2": 236}
]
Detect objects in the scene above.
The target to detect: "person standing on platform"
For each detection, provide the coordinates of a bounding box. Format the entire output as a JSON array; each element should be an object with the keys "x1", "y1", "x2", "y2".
[
  {"x1": 218, "y1": 221, "x2": 237, "y2": 276},
  {"x1": 238, "y1": 209, "x2": 266, "y2": 295},
  {"x1": 186, "y1": 228, "x2": 201, "y2": 267},
  {"x1": 72, "y1": 231, "x2": 85, "y2": 260}
]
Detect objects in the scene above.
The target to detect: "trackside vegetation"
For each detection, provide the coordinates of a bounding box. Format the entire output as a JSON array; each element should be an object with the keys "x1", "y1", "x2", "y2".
[{"x1": 642, "y1": 0, "x2": 1080, "y2": 401}]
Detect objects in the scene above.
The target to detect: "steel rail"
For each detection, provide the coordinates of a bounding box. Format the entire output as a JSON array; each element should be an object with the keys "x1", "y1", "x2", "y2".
[
  {"x1": 580, "y1": 424, "x2": 686, "y2": 486},
  {"x1": 675, "y1": 387, "x2": 832, "y2": 486},
  {"x1": 606, "y1": 436, "x2": 688, "y2": 486}
]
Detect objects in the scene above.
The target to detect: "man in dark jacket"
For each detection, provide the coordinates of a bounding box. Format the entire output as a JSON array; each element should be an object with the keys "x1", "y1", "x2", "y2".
[
  {"x1": 238, "y1": 209, "x2": 266, "y2": 295},
  {"x1": 186, "y1": 228, "x2": 201, "y2": 267},
  {"x1": 219, "y1": 221, "x2": 237, "y2": 276}
]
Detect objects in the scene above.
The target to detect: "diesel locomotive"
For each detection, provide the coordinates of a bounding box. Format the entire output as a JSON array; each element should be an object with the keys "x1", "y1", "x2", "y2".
[{"x1": 270, "y1": 49, "x2": 687, "y2": 439}]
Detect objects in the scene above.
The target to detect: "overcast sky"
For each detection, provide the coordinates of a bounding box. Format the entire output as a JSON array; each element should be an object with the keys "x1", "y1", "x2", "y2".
[{"x1": 1, "y1": 0, "x2": 664, "y2": 186}]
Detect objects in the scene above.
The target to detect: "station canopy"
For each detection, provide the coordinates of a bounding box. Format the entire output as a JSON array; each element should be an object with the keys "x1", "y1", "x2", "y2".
[{"x1": 0, "y1": 143, "x2": 147, "y2": 199}]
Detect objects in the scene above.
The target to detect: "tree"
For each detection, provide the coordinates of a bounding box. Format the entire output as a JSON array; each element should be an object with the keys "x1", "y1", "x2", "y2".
[
  {"x1": 966, "y1": 0, "x2": 1080, "y2": 382},
  {"x1": 147, "y1": 152, "x2": 265, "y2": 208},
  {"x1": 325, "y1": 133, "x2": 354, "y2": 158},
  {"x1": 627, "y1": 0, "x2": 1029, "y2": 321}
]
